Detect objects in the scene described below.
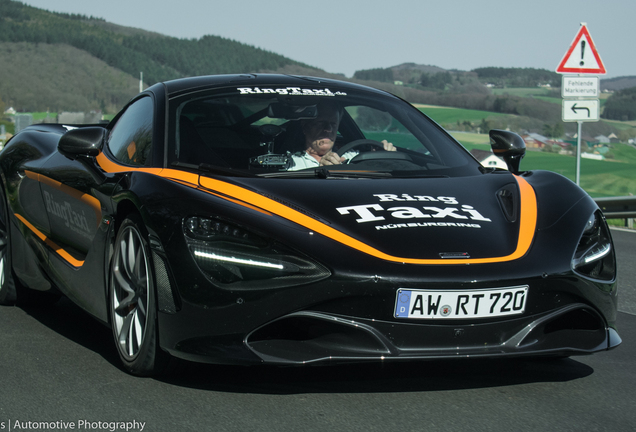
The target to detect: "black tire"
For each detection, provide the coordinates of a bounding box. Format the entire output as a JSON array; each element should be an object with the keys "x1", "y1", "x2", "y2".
[
  {"x1": 0, "y1": 188, "x2": 17, "y2": 306},
  {"x1": 109, "y1": 214, "x2": 170, "y2": 376}
]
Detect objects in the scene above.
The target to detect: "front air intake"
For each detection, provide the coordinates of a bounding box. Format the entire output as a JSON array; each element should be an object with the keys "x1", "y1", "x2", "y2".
[
  {"x1": 246, "y1": 312, "x2": 391, "y2": 363},
  {"x1": 152, "y1": 251, "x2": 179, "y2": 314}
]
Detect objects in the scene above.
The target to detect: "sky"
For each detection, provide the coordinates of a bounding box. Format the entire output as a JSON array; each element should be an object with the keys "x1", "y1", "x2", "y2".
[{"x1": 16, "y1": 0, "x2": 636, "y2": 79}]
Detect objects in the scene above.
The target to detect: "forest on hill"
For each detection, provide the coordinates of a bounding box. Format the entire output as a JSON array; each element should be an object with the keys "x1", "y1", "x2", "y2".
[
  {"x1": 602, "y1": 87, "x2": 636, "y2": 121},
  {"x1": 354, "y1": 65, "x2": 562, "y2": 89},
  {"x1": 0, "y1": 0, "x2": 311, "y2": 84}
]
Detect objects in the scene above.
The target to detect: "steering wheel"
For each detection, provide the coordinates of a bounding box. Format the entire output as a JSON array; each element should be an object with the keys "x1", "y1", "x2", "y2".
[
  {"x1": 337, "y1": 139, "x2": 413, "y2": 164},
  {"x1": 337, "y1": 139, "x2": 386, "y2": 155}
]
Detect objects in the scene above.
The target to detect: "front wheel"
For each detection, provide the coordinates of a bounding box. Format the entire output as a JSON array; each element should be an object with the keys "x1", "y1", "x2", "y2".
[{"x1": 109, "y1": 215, "x2": 169, "y2": 376}]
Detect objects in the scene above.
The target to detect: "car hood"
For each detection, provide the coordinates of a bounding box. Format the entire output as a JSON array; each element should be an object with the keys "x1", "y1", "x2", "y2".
[{"x1": 199, "y1": 172, "x2": 537, "y2": 264}]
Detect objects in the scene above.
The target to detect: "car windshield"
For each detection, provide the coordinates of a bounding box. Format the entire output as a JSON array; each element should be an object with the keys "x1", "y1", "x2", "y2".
[{"x1": 167, "y1": 85, "x2": 481, "y2": 178}]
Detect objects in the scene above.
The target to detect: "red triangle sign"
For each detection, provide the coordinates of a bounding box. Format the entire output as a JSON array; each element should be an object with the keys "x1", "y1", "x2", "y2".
[{"x1": 556, "y1": 24, "x2": 606, "y2": 74}]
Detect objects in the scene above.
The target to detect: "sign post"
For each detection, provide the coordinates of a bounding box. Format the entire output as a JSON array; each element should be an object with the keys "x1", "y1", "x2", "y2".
[
  {"x1": 576, "y1": 121, "x2": 582, "y2": 188},
  {"x1": 556, "y1": 23, "x2": 606, "y2": 185}
]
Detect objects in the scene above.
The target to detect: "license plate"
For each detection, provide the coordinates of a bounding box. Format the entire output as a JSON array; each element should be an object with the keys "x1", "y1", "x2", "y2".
[{"x1": 394, "y1": 286, "x2": 528, "y2": 319}]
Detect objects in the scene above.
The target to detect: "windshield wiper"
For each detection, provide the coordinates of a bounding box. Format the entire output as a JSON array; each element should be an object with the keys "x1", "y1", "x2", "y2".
[
  {"x1": 478, "y1": 166, "x2": 512, "y2": 174},
  {"x1": 390, "y1": 171, "x2": 448, "y2": 178},
  {"x1": 320, "y1": 169, "x2": 392, "y2": 178},
  {"x1": 258, "y1": 168, "x2": 392, "y2": 179},
  {"x1": 171, "y1": 161, "x2": 254, "y2": 177},
  {"x1": 258, "y1": 168, "x2": 451, "y2": 179}
]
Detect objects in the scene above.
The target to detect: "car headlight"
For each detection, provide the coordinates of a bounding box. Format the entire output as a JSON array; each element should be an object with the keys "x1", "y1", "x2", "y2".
[
  {"x1": 571, "y1": 210, "x2": 615, "y2": 281},
  {"x1": 183, "y1": 217, "x2": 330, "y2": 289}
]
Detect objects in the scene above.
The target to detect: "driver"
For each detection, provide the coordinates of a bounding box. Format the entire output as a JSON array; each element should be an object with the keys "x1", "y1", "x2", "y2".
[{"x1": 288, "y1": 101, "x2": 395, "y2": 170}]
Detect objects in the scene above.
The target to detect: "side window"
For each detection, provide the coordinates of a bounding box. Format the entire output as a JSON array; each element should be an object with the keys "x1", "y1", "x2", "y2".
[{"x1": 108, "y1": 97, "x2": 154, "y2": 166}]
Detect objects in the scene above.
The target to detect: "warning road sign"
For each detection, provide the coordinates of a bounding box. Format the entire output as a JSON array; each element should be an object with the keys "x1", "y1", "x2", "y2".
[{"x1": 556, "y1": 24, "x2": 606, "y2": 74}]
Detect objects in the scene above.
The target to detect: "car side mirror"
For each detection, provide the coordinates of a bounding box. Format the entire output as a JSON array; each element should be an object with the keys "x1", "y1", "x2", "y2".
[
  {"x1": 489, "y1": 129, "x2": 526, "y2": 174},
  {"x1": 58, "y1": 127, "x2": 105, "y2": 158}
]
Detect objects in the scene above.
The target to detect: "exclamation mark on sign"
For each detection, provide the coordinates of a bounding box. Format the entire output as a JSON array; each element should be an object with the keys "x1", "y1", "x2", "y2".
[{"x1": 580, "y1": 40, "x2": 586, "y2": 66}]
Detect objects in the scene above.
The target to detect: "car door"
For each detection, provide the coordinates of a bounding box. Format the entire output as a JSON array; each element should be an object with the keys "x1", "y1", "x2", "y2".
[
  {"x1": 37, "y1": 96, "x2": 155, "y2": 319},
  {"x1": 38, "y1": 151, "x2": 106, "y2": 267}
]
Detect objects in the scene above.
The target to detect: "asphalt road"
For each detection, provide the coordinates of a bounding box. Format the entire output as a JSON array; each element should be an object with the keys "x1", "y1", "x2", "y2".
[{"x1": 0, "y1": 228, "x2": 634, "y2": 432}]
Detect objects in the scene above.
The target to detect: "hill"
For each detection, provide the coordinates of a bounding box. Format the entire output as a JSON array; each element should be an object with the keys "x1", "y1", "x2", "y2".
[
  {"x1": 0, "y1": 0, "x2": 328, "y2": 112},
  {"x1": 351, "y1": 64, "x2": 570, "y2": 132},
  {"x1": 601, "y1": 76, "x2": 636, "y2": 91},
  {"x1": 0, "y1": 1, "x2": 322, "y2": 83},
  {"x1": 352, "y1": 63, "x2": 635, "y2": 138},
  {"x1": 0, "y1": 42, "x2": 139, "y2": 112}
]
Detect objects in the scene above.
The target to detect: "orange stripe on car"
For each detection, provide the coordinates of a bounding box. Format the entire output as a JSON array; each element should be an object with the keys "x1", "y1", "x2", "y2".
[
  {"x1": 198, "y1": 175, "x2": 537, "y2": 265},
  {"x1": 14, "y1": 214, "x2": 85, "y2": 268},
  {"x1": 95, "y1": 154, "x2": 272, "y2": 215}
]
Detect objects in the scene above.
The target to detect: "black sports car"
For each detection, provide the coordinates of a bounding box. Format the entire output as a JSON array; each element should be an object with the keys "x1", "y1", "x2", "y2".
[{"x1": 0, "y1": 74, "x2": 620, "y2": 375}]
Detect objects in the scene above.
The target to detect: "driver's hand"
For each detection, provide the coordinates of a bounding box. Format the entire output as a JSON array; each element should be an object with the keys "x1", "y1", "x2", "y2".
[
  {"x1": 382, "y1": 140, "x2": 396, "y2": 151},
  {"x1": 320, "y1": 151, "x2": 346, "y2": 166}
]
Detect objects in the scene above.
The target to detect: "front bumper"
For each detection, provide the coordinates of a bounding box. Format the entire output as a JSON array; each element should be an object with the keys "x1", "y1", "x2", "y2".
[
  {"x1": 244, "y1": 304, "x2": 620, "y2": 364},
  {"x1": 156, "y1": 273, "x2": 620, "y2": 365}
]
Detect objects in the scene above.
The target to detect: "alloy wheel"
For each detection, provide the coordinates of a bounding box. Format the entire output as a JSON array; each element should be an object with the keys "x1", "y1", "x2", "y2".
[{"x1": 111, "y1": 225, "x2": 151, "y2": 360}]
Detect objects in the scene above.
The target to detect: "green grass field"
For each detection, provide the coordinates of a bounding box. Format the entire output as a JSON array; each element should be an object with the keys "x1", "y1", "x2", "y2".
[
  {"x1": 31, "y1": 112, "x2": 57, "y2": 122},
  {"x1": 456, "y1": 136, "x2": 636, "y2": 197},
  {"x1": 416, "y1": 104, "x2": 636, "y2": 197},
  {"x1": 491, "y1": 87, "x2": 613, "y2": 107},
  {"x1": 533, "y1": 96, "x2": 562, "y2": 105},
  {"x1": 491, "y1": 88, "x2": 552, "y2": 97},
  {"x1": 492, "y1": 87, "x2": 561, "y2": 103},
  {"x1": 449, "y1": 131, "x2": 491, "y2": 145},
  {"x1": 603, "y1": 118, "x2": 636, "y2": 130},
  {"x1": 415, "y1": 105, "x2": 511, "y2": 124}
]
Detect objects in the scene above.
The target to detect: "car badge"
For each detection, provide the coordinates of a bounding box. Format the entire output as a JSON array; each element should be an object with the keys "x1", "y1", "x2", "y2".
[{"x1": 439, "y1": 252, "x2": 470, "y2": 259}]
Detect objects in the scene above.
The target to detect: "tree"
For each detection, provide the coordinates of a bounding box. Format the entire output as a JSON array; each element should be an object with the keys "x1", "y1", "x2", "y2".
[
  {"x1": 420, "y1": 72, "x2": 453, "y2": 90},
  {"x1": 602, "y1": 87, "x2": 636, "y2": 121},
  {"x1": 479, "y1": 118, "x2": 491, "y2": 134},
  {"x1": 471, "y1": 67, "x2": 560, "y2": 87},
  {"x1": 353, "y1": 68, "x2": 394, "y2": 83},
  {"x1": 618, "y1": 129, "x2": 636, "y2": 143},
  {"x1": 356, "y1": 106, "x2": 392, "y2": 131},
  {"x1": 542, "y1": 123, "x2": 564, "y2": 138}
]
